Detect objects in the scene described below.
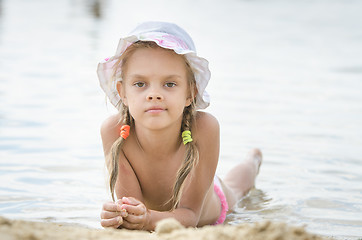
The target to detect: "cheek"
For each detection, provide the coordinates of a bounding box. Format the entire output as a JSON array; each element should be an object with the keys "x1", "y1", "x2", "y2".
[
  {"x1": 172, "y1": 93, "x2": 190, "y2": 110},
  {"x1": 121, "y1": 85, "x2": 133, "y2": 106},
  {"x1": 125, "y1": 96, "x2": 143, "y2": 117},
  {"x1": 126, "y1": 104, "x2": 138, "y2": 122}
]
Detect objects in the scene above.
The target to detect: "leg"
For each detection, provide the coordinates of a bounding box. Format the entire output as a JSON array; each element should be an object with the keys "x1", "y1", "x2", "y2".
[{"x1": 222, "y1": 148, "x2": 262, "y2": 209}]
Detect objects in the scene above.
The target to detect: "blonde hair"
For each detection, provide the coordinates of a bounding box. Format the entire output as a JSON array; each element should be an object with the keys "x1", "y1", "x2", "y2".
[{"x1": 107, "y1": 41, "x2": 199, "y2": 210}]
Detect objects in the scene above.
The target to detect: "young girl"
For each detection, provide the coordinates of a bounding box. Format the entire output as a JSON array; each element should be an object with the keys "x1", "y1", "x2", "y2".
[{"x1": 97, "y1": 21, "x2": 262, "y2": 231}]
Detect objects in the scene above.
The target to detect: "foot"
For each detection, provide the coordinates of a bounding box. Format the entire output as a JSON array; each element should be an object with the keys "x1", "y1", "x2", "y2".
[
  {"x1": 245, "y1": 148, "x2": 262, "y2": 175},
  {"x1": 223, "y1": 148, "x2": 263, "y2": 200}
]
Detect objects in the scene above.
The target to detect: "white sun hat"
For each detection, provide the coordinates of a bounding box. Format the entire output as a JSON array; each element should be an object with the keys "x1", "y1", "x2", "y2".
[{"x1": 97, "y1": 21, "x2": 211, "y2": 111}]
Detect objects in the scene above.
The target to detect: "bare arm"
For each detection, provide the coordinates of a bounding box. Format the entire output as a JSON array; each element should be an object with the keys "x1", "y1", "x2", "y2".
[
  {"x1": 176, "y1": 112, "x2": 220, "y2": 225},
  {"x1": 100, "y1": 114, "x2": 144, "y2": 200},
  {"x1": 100, "y1": 115, "x2": 144, "y2": 228}
]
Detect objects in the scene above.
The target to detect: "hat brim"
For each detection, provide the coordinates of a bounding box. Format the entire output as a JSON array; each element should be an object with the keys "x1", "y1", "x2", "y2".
[{"x1": 97, "y1": 33, "x2": 210, "y2": 111}]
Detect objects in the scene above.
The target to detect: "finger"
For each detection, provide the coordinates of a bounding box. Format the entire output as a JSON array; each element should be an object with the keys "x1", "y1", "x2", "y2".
[
  {"x1": 108, "y1": 222, "x2": 123, "y2": 229},
  {"x1": 122, "y1": 203, "x2": 146, "y2": 216},
  {"x1": 124, "y1": 213, "x2": 146, "y2": 224},
  {"x1": 122, "y1": 218, "x2": 144, "y2": 230},
  {"x1": 102, "y1": 201, "x2": 119, "y2": 212},
  {"x1": 116, "y1": 199, "x2": 124, "y2": 205},
  {"x1": 101, "y1": 210, "x2": 128, "y2": 219},
  {"x1": 103, "y1": 201, "x2": 128, "y2": 215},
  {"x1": 121, "y1": 197, "x2": 141, "y2": 206},
  {"x1": 100, "y1": 216, "x2": 123, "y2": 228}
]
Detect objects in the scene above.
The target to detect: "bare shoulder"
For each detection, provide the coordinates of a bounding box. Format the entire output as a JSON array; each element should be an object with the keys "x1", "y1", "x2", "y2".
[
  {"x1": 100, "y1": 114, "x2": 122, "y2": 156},
  {"x1": 195, "y1": 111, "x2": 220, "y2": 143},
  {"x1": 195, "y1": 111, "x2": 219, "y2": 133},
  {"x1": 100, "y1": 114, "x2": 121, "y2": 135}
]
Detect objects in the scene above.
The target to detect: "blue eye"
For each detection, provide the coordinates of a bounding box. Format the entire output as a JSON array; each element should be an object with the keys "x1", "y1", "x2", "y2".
[
  {"x1": 165, "y1": 82, "x2": 176, "y2": 88},
  {"x1": 134, "y1": 82, "x2": 145, "y2": 88}
]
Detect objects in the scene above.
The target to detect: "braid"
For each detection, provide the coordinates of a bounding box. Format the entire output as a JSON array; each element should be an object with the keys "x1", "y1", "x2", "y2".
[
  {"x1": 108, "y1": 104, "x2": 132, "y2": 201},
  {"x1": 169, "y1": 105, "x2": 199, "y2": 210}
]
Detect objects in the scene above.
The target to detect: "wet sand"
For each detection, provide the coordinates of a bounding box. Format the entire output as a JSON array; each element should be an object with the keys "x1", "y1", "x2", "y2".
[{"x1": 0, "y1": 216, "x2": 327, "y2": 240}]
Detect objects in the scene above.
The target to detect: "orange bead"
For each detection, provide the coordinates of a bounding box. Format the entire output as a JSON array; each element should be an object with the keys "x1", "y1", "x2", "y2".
[{"x1": 120, "y1": 125, "x2": 130, "y2": 139}]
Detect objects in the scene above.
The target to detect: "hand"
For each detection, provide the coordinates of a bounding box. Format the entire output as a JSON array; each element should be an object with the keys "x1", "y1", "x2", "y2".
[
  {"x1": 120, "y1": 197, "x2": 150, "y2": 230},
  {"x1": 100, "y1": 199, "x2": 129, "y2": 229}
]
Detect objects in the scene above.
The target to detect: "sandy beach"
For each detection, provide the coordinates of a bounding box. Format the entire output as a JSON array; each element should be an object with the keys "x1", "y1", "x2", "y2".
[
  {"x1": 1, "y1": 1, "x2": 361, "y2": 239},
  {"x1": 0, "y1": 216, "x2": 327, "y2": 240}
]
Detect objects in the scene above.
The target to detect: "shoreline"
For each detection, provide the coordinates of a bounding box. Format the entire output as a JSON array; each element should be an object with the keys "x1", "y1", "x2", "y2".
[{"x1": 0, "y1": 216, "x2": 328, "y2": 240}]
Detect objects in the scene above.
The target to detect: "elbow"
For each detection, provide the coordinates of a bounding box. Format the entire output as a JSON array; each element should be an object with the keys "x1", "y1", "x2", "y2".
[{"x1": 175, "y1": 207, "x2": 199, "y2": 228}]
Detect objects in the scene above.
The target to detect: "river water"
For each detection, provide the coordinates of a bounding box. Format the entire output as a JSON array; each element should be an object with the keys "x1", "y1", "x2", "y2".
[{"x1": 0, "y1": 0, "x2": 361, "y2": 239}]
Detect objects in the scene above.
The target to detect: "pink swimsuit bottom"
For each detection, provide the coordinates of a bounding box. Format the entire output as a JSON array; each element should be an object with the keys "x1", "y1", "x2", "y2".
[{"x1": 212, "y1": 176, "x2": 229, "y2": 225}]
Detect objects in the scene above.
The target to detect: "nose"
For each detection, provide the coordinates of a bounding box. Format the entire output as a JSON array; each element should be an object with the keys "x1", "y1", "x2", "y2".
[{"x1": 147, "y1": 89, "x2": 163, "y2": 101}]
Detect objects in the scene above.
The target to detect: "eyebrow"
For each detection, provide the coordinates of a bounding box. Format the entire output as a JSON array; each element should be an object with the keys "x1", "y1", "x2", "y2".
[{"x1": 127, "y1": 74, "x2": 182, "y2": 80}]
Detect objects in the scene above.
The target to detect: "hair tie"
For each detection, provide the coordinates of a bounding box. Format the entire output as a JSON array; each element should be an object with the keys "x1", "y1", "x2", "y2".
[
  {"x1": 120, "y1": 125, "x2": 130, "y2": 140},
  {"x1": 182, "y1": 130, "x2": 193, "y2": 145}
]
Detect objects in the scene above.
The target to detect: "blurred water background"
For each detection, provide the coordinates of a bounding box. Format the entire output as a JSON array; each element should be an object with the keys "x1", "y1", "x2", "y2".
[{"x1": 0, "y1": 0, "x2": 361, "y2": 239}]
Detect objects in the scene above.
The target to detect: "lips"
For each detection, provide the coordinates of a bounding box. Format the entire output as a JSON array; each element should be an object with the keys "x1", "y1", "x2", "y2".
[{"x1": 146, "y1": 107, "x2": 165, "y2": 113}]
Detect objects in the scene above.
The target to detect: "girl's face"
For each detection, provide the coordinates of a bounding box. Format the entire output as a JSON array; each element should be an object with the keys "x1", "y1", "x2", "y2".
[{"x1": 118, "y1": 47, "x2": 192, "y2": 131}]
